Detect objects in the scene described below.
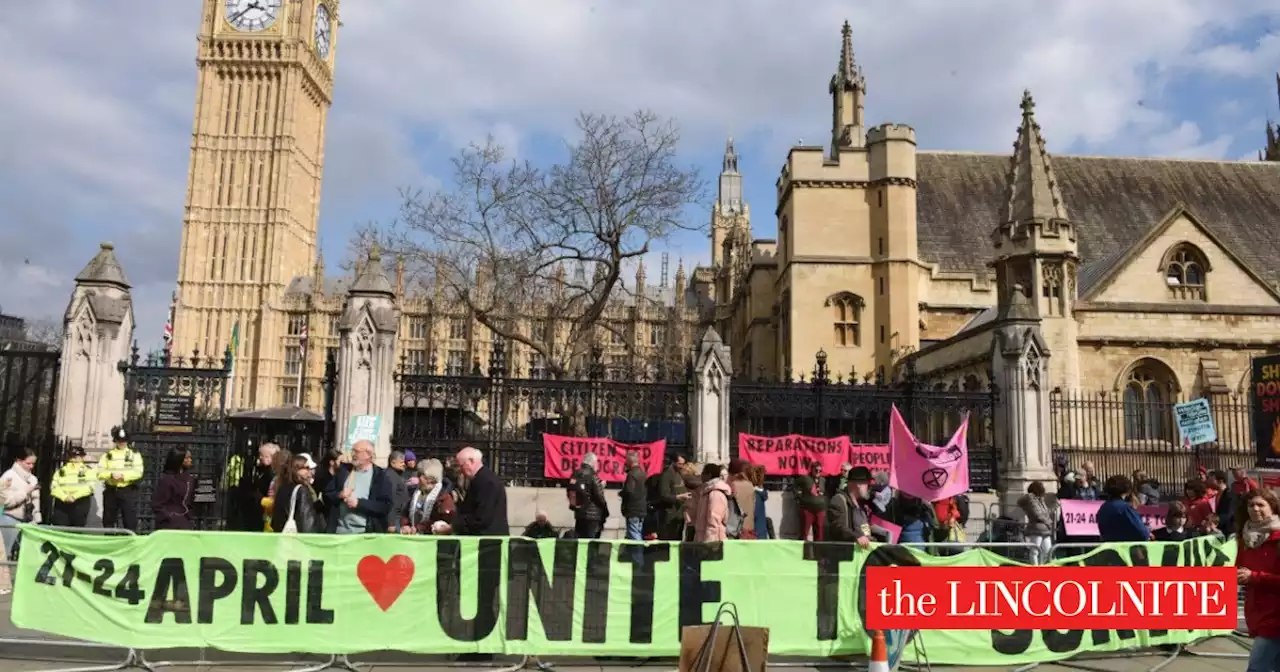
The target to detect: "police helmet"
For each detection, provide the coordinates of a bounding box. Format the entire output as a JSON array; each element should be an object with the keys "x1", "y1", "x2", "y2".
[
  {"x1": 66, "y1": 445, "x2": 87, "y2": 459},
  {"x1": 111, "y1": 426, "x2": 128, "y2": 443}
]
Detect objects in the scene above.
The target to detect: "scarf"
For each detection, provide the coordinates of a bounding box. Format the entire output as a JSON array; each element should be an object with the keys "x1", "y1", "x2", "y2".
[
  {"x1": 1241, "y1": 516, "x2": 1280, "y2": 549},
  {"x1": 409, "y1": 482, "x2": 443, "y2": 529}
]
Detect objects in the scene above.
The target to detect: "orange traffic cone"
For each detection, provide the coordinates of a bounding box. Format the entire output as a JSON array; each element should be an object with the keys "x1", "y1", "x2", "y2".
[{"x1": 869, "y1": 629, "x2": 890, "y2": 672}]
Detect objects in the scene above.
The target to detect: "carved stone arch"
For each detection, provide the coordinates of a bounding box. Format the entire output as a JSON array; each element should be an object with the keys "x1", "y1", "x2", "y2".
[
  {"x1": 71, "y1": 302, "x2": 96, "y2": 359},
  {"x1": 1160, "y1": 242, "x2": 1210, "y2": 299},
  {"x1": 1158, "y1": 241, "x2": 1212, "y2": 274},
  {"x1": 353, "y1": 308, "x2": 378, "y2": 369},
  {"x1": 1114, "y1": 356, "x2": 1181, "y2": 395},
  {"x1": 823, "y1": 291, "x2": 865, "y2": 309},
  {"x1": 1118, "y1": 356, "x2": 1180, "y2": 442}
]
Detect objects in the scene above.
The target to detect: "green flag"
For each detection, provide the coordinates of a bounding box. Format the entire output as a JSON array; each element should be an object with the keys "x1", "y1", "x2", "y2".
[{"x1": 229, "y1": 321, "x2": 240, "y2": 363}]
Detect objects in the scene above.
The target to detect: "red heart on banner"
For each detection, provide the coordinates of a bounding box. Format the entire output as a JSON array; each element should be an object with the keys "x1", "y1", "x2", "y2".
[{"x1": 357, "y1": 555, "x2": 415, "y2": 611}]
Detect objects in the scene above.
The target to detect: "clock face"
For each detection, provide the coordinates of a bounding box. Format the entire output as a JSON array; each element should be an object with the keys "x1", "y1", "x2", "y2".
[
  {"x1": 225, "y1": 0, "x2": 282, "y2": 32},
  {"x1": 314, "y1": 4, "x2": 332, "y2": 59}
]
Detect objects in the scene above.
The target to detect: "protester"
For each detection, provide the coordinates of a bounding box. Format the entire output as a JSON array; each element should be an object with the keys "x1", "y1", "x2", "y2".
[
  {"x1": 1131, "y1": 469, "x2": 1162, "y2": 506},
  {"x1": 152, "y1": 447, "x2": 195, "y2": 530},
  {"x1": 49, "y1": 446, "x2": 95, "y2": 528},
  {"x1": 727, "y1": 459, "x2": 757, "y2": 539},
  {"x1": 1096, "y1": 475, "x2": 1150, "y2": 542},
  {"x1": 749, "y1": 464, "x2": 770, "y2": 540},
  {"x1": 401, "y1": 459, "x2": 455, "y2": 534},
  {"x1": 655, "y1": 454, "x2": 691, "y2": 540},
  {"x1": 1018, "y1": 481, "x2": 1054, "y2": 564},
  {"x1": 681, "y1": 464, "x2": 703, "y2": 542},
  {"x1": 98, "y1": 426, "x2": 143, "y2": 531},
  {"x1": 826, "y1": 466, "x2": 876, "y2": 548},
  {"x1": 896, "y1": 493, "x2": 935, "y2": 544},
  {"x1": 1066, "y1": 462, "x2": 1100, "y2": 500},
  {"x1": 693, "y1": 463, "x2": 733, "y2": 542},
  {"x1": 1199, "y1": 512, "x2": 1225, "y2": 541},
  {"x1": 1233, "y1": 466, "x2": 1260, "y2": 496},
  {"x1": 1206, "y1": 470, "x2": 1237, "y2": 534},
  {"x1": 1234, "y1": 488, "x2": 1280, "y2": 672},
  {"x1": 522, "y1": 511, "x2": 558, "y2": 539},
  {"x1": 620, "y1": 452, "x2": 648, "y2": 542},
  {"x1": 568, "y1": 452, "x2": 609, "y2": 539},
  {"x1": 1, "y1": 448, "x2": 40, "y2": 560},
  {"x1": 261, "y1": 447, "x2": 293, "y2": 531},
  {"x1": 793, "y1": 461, "x2": 827, "y2": 542},
  {"x1": 1183, "y1": 478, "x2": 1215, "y2": 529},
  {"x1": 385, "y1": 450, "x2": 410, "y2": 532},
  {"x1": 444, "y1": 447, "x2": 508, "y2": 536},
  {"x1": 272, "y1": 453, "x2": 322, "y2": 533},
  {"x1": 313, "y1": 447, "x2": 346, "y2": 523},
  {"x1": 403, "y1": 451, "x2": 419, "y2": 488},
  {"x1": 245, "y1": 443, "x2": 279, "y2": 531},
  {"x1": 933, "y1": 495, "x2": 964, "y2": 545},
  {"x1": 1155, "y1": 501, "x2": 1193, "y2": 542},
  {"x1": 871, "y1": 471, "x2": 894, "y2": 518},
  {"x1": 324, "y1": 439, "x2": 393, "y2": 534}
]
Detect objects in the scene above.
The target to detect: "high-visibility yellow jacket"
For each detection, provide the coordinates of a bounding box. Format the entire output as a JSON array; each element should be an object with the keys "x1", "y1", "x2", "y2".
[
  {"x1": 225, "y1": 454, "x2": 243, "y2": 489},
  {"x1": 51, "y1": 461, "x2": 97, "y2": 502},
  {"x1": 97, "y1": 446, "x2": 144, "y2": 488}
]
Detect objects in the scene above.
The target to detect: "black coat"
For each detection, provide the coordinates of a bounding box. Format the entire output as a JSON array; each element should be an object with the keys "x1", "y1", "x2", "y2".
[
  {"x1": 152, "y1": 472, "x2": 194, "y2": 530},
  {"x1": 621, "y1": 465, "x2": 648, "y2": 518},
  {"x1": 271, "y1": 482, "x2": 323, "y2": 533},
  {"x1": 571, "y1": 465, "x2": 609, "y2": 522},
  {"x1": 323, "y1": 465, "x2": 393, "y2": 533},
  {"x1": 453, "y1": 466, "x2": 509, "y2": 536}
]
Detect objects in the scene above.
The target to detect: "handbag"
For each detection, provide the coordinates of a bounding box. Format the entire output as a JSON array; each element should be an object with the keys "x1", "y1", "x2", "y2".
[{"x1": 281, "y1": 486, "x2": 302, "y2": 535}]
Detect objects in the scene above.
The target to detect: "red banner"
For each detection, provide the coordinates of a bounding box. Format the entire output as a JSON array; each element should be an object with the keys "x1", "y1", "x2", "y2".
[
  {"x1": 541, "y1": 435, "x2": 666, "y2": 482},
  {"x1": 849, "y1": 444, "x2": 891, "y2": 470},
  {"x1": 737, "y1": 433, "x2": 854, "y2": 476}
]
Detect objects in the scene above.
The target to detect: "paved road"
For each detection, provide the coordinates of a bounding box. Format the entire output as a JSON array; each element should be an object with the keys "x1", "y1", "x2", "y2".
[{"x1": 0, "y1": 592, "x2": 1255, "y2": 672}]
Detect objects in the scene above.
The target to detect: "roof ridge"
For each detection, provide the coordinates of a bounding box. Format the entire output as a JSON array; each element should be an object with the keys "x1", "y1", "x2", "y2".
[{"x1": 919, "y1": 150, "x2": 1276, "y2": 167}]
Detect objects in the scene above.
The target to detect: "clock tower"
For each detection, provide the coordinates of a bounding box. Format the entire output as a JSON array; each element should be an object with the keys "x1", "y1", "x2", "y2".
[{"x1": 173, "y1": 0, "x2": 339, "y2": 409}]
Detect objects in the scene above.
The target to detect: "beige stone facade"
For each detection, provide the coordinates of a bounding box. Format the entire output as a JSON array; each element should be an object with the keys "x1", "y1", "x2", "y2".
[{"x1": 713, "y1": 21, "x2": 1280, "y2": 416}]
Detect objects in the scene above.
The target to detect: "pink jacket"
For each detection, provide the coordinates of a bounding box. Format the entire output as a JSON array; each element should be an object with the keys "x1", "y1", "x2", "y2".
[{"x1": 694, "y1": 479, "x2": 733, "y2": 542}]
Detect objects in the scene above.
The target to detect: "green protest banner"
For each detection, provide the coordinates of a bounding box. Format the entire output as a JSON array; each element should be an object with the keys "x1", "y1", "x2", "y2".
[{"x1": 10, "y1": 526, "x2": 1236, "y2": 665}]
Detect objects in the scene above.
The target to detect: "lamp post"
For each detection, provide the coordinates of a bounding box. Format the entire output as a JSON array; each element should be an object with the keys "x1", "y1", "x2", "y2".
[{"x1": 815, "y1": 348, "x2": 829, "y2": 435}]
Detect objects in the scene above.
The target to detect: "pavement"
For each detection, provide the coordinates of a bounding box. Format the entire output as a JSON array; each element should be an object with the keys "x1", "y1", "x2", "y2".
[{"x1": 0, "y1": 592, "x2": 1257, "y2": 672}]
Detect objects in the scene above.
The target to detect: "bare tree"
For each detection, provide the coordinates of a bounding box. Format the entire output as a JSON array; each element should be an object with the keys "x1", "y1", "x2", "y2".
[
  {"x1": 374, "y1": 110, "x2": 706, "y2": 378},
  {"x1": 22, "y1": 317, "x2": 63, "y2": 349}
]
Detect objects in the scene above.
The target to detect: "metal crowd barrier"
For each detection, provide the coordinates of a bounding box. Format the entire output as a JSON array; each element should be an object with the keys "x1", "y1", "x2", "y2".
[{"x1": 0, "y1": 523, "x2": 142, "y2": 672}]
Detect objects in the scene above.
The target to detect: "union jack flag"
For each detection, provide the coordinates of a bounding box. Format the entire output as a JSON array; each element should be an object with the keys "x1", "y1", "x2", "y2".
[
  {"x1": 299, "y1": 322, "x2": 309, "y2": 352},
  {"x1": 162, "y1": 291, "x2": 175, "y2": 347}
]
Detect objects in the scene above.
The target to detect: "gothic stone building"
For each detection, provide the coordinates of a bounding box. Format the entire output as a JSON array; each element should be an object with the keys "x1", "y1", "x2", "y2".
[
  {"x1": 711, "y1": 22, "x2": 1280, "y2": 456},
  {"x1": 169, "y1": 0, "x2": 701, "y2": 412}
]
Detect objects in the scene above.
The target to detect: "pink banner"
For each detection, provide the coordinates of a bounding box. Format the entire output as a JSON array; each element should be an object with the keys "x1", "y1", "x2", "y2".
[
  {"x1": 1059, "y1": 499, "x2": 1167, "y2": 537},
  {"x1": 737, "y1": 433, "x2": 851, "y2": 476},
  {"x1": 888, "y1": 405, "x2": 970, "y2": 502},
  {"x1": 849, "y1": 444, "x2": 891, "y2": 470},
  {"x1": 871, "y1": 515, "x2": 901, "y2": 543},
  {"x1": 542, "y1": 435, "x2": 665, "y2": 482}
]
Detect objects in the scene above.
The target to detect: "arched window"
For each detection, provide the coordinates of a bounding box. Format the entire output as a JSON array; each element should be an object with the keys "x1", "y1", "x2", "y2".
[
  {"x1": 825, "y1": 292, "x2": 863, "y2": 347},
  {"x1": 1122, "y1": 360, "x2": 1177, "y2": 441},
  {"x1": 1161, "y1": 244, "x2": 1209, "y2": 301}
]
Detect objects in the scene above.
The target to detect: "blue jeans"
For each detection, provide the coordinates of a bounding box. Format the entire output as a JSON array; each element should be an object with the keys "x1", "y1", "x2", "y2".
[
  {"x1": 1248, "y1": 635, "x2": 1280, "y2": 672},
  {"x1": 626, "y1": 517, "x2": 644, "y2": 541}
]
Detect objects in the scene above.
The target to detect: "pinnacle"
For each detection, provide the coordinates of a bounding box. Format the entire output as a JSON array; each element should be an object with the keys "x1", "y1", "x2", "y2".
[{"x1": 1002, "y1": 88, "x2": 1068, "y2": 224}]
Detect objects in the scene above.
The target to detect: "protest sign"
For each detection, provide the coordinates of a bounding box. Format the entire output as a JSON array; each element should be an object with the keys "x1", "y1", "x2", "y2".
[
  {"x1": 1059, "y1": 500, "x2": 1167, "y2": 537},
  {"x1": 12, "y1": 526, "x2": 1236, "y2": 665},
  {"x1": 1173, "y1": 398, "x2": 1217, "y2": 446},
  {"x1": 542, "y1": 436, "x2": 665, "y2": 482},
  {"x1": 736, "y1": 434, "x2": 851, "y2": 476},
  {"x1": 345, "y1": 415, "x2": 380, "y2": 453},
  {"x1": 889, "y1": 406, "x2": 969, "y2": 502},
  {"x1": 848, "y1": 445, "x2": 891, "y2": 470}
]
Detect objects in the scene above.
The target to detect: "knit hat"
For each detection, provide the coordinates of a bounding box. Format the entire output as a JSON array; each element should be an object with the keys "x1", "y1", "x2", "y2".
[{"x1": 404, "y1": 450, "x2": 417, "y2": 463}]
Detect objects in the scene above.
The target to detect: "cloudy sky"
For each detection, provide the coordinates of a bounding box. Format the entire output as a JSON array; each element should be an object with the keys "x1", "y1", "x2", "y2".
[{"x1": 1, "y1": 0, "x2": 1277, "y2": 352}]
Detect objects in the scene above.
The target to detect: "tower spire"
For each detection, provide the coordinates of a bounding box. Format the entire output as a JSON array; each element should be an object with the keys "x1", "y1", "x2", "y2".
[
  {"x1": 829, "y1": 20, "x2": 867, "y2": 153},
  {"x1": 717, "y1": 136, "x2": 744, "y2": 215},
  {"x1": 1001, "y1": 90, "x2": 1068, "y2": 224},
  {"x1": 1264, "y1": 73, "x2": 1280, "y2": 162}
]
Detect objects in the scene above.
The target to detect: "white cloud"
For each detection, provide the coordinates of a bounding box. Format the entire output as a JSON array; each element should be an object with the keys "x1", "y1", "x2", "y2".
[{"x1": 1, "y1": 0, "x2": 1278, "y2": 349}]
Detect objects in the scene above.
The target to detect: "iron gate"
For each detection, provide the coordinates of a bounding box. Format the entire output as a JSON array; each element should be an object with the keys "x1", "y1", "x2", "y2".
[
  {"x1": 122, "y1": 346, "x2": 231, "y2": 532},
  {"x1": 0, "y1": 347, "x2": 65, "y2": 513},
  {"x1": 730, "y1": 353, "x2": 999, "y2": 491},
  {"x1": 391, "y1": 342, "x2": 691, "y2": 486}
]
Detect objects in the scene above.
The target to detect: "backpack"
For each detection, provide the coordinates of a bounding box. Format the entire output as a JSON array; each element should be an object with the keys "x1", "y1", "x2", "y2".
[
  {"x1": 566, "y1": 476, "x2": 584, "y2": 510},
  {"x1": 723, "y1": 491, "x2": 745, "y2": 539},
  {"x1": 955, "y1": 494, "x2": 971, "y2": 526}
]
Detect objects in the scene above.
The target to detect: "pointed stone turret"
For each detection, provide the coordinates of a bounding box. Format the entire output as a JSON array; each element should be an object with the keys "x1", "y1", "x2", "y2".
[
  {"x1": 690, "y1": 327, "x2": 731, "y2": 464},
  {"x1": 394, "y1": 255, "x2": 405, "y2": 296},
  {"x1": 74, "y1": 242, "x2": 130, "y2": 290},
  {"x1": 56, "y1": 242, "x2": 134, "y2": 456},
  {"x1": 336, "y1": 246, "x2": 400, "y2": 462},
  {"x1": 1264, "y1": 74, "x2": 1280, "y2": 162},
  {"x1": 1001, "y1": 90, "x2": 1069, "y2": 225},
  {"x1": 313, "y1": 249, "x2": 326, "y2": 298},
  {"x1": 829, "y1": 20, "x2": 867, "y2": 153},
  {"x1": 635, "y1": 261, "x2": 646, "y2": 307}
]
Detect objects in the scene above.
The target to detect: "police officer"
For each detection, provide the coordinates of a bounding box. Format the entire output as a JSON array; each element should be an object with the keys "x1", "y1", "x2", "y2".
[
  {"x1": 50, "y1": 446, "x2": 96, "y2": 527},
  {"x1": 97, "y1": 426, "x2": 144, "y2": 531}
]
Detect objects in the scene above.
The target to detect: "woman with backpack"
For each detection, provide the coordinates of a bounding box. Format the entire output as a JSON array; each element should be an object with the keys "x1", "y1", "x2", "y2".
[{"x1": 694, "y1": 463, "x2": 734, "y2": 542}]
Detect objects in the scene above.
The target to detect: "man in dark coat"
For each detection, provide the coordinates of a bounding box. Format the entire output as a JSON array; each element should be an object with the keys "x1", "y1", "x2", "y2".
[
  {"x1": 571, "y1": 453, "x2": 610, "y2": 539},
  {"x1": 620, "y1": 451, "x2": 648, "y2": 541},
  {"x1": 446, "y1": 446, "x2": 509, "y2": 536},
  {"x1": 656, "y1": 454, "x2": 689, "y2": 540}
]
